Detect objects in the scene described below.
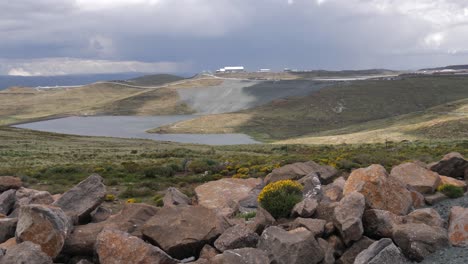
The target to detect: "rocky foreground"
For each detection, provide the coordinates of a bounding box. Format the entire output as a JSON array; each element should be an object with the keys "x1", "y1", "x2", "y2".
[{"x1": 0, "y1": 152, "x2": 467, "y2": 264}]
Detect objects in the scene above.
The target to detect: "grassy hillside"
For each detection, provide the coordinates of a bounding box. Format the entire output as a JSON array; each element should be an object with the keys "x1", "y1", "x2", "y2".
[
  {"x1": 0, "y1": 84, "x2": 142, "y2": 125},
  {"x1": 0, "y1": 77, "x2": 220, "y2": 125},
  {"x1": 0, "y1": 126, "x2": 466, "y2": 200},
  {"x1": 124, "y1": 74, "x2": 185, "y2": 86},
  {"x1": 152, "y1": 76, "x2": 468, "y2": 142}
]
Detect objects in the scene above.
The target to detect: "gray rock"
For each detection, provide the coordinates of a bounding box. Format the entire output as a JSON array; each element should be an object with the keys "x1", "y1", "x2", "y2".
[
  {"x1": 430, "y1": 152, "x2": 467, "y2": 179},
  {"x1": 363, "y1": 209, "x2": 404, "y2": 238},
  {"x1": 334, "y1": 192, "x2": 365, "y2": 245},
  {"x1": 96, "y1": 229, "x2": 178, "y2": 264},
  {"x1": 90, "y1": 206, "x2": 112, "y2": 223},
  {"x1": 390, "y1": 162, "x2": 441, "y2": 194},
  {"x1": 0, "y1": 218, "x2": 16, "y2": 243},
  {"x1": 214, "y1": 224, "x2": 259, "y2": 252},
  {"x1": 0, "y1": 189, "x2": 16, "y2": 215},
  {"x1": 405, "y1": 208, "x2": 445, "y2": 228},
  {"x1": 16, "y1": 204, "x2": 72, "y2": 258},
  {"x1": 291, "y1": 198, "x2": 318, "y2": 218},
  {"x1": 448, "y1": 206, "x2": 468, "y2": 247},
  {"x1": 163, "y1": 187, "x2": 191, "y2": 207},
  {"x1": 0, "y1": 176, "x2": 22, "y2": 192},
  {"x1": 290, "y1": 218, "x2": 326, "y2": 237},
  {"x1": 199, "y1": 244, "x2": 219, "y2": 260},
  {"x1": 298, "y1": 172, "x2": 323, "y2": 199},
  {"x1": 264, "y1": 161, "x2": 319, "y2": 184},
  {"x1": 249, "y1": 206, "x2": 276, "y2": 235},
  {"x1": 354, "y1": 238, "x2": 411, "y2": 264},
  {"x1": 238, "y1": 188, "x2": 261, "y2": 212},
  {"x1": 142, "y1": 205, "x2": 222, "y2": 260},
  {"x1": 0, "y1": 241, "x2": 52, "y2": 264},
  {"x1": 318, "y1": 238, "x2": 335, "y2": 264},
  {"x1": 336, "y1": 236, "x2": 375, "y2": 264},
  {"x1": 257, "y1": 226, "x2": 324, "y2": 264},
  {"x1": 12, "y1": 188, "x2": 54, "y2": 216},
  {"x1": 424, "y1": 192, "x2": 448, "y2": 205},
  {"x1": 53, "y1": 174, "x2": 106, "y2": 224},
  {"x1": 315, "y1": 201, "x2": 339, "y2": 222},
  {"x1": 393, "y1": 223, "x2": 449, "y2": 262},
  {"x1": 216, "y1": 248, "x2": 270, "y2": 264},
  {"x1": 63, "y1": 203, "x2": 159, "y2": 256}
]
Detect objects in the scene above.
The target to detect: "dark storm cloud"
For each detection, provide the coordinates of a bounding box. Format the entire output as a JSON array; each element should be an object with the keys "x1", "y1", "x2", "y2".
[{"x1": 1, "y1": 0, "x2": 468, "y2": 75}]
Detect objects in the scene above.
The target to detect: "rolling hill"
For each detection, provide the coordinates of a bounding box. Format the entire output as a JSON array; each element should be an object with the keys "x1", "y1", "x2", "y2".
[{"x1": 151, "y1": 76, "x2": 468, "y2": 143}]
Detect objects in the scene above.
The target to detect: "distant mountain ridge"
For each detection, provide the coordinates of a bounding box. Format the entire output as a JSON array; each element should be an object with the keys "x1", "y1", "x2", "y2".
[
  {"x1": 420, "y1": 65, "x2": 468, "y2": 71},
  {"x1": 0, "y1": 73, "x2": 145, "y2": 90}
]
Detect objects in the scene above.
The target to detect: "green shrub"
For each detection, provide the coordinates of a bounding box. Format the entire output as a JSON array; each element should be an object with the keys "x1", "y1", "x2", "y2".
[
  {"x1": 258, "y1": 180, "x2": 303, "y2": 219},
  {"x1": 153, "y1": 194, "x2": 164, "y2": 207},
  {"x1": 237, "y1": 211, "x2": 256, "y2": 220},
  {"x1": 437, "y1": 184, "x2": 464, "y2": 198}
]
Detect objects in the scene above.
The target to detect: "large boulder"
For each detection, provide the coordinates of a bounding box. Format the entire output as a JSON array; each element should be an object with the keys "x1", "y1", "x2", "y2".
[
  {"x1": 142, "y1": 205, "x2": 222, "y2": 260},
  {"x1": 95, "y1": 229, "x2": 178, "y2": 264},
  {"x1": 354, "y1": 238, "x2": 411, "y2": 264},
  {"x1": 343, "y1": 164, "x2": 412, "y2": 215},
  {"x1": 16, "y1": 204, "x2": 72, "y2": 258},
  {"x1": 0, "y1": 176, "x2": 22, "y2": 192},
  {"x1": 334, "y1": 192, "x2": 365, "y2": 245},
  {"x1": 448, "y1": 206, "x2": 468, "y2": 247},
  {"x1": 390, "y1": 162, "x2": 441, "y2": 194},
  {"x1": 392, "y1": 223, "x2": 449, "y2": 262},
  {"x1": 214, "y1": 224, "x2": 259, "y2": 252},
  {"x1": 0, "y1": 218, "x2": 16, "y2": 243},
  {"x1": 195, "y1": 178, "x2": 262, "y2": 210},
  {"x1": 63, "y1": 203, "x2": 159, "y2": 256},
  {"x1": 336, "y1": 236, "x2": 374, "y2": 264},
  {"x1": 291, "y1": 198, "x2": 318, "y2": 218},
  {"x1": 405, "y1": 208, "x2": 444, "y2": 228},
  {"x1": 430, "y1": 152, "x2": 468, "y2": 179},
  {"x1": 163, "y1": 187, "x2": 191, "y2": 207},
  {"x1": 0, "y1": 241, "x2": 52, "y2": 264},
  {"x1": 257, "y1": 226, "x2": 324, "y2": 264},
  {"x1": 212, "y1": 248, "x2": 270, "y2": 264},
  {"x1": 265, "y1": 161, "x2": 338, "y2": 184},
  {"x1": 52, "y1": 174, "x2": 106, "y2": 224},
  {"x1": 0, "y1": 189, "x2": 16, "y2": 215}
]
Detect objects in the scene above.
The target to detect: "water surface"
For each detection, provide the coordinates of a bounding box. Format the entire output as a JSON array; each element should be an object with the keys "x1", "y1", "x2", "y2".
[{"x1": 13, "y1": 116, "x2": 259, "y2": 145}]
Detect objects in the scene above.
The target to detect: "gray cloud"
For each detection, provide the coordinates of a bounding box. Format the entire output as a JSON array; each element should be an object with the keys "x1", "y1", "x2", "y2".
[{"x1": 1, "y1": 0, "x2": 468, "y2": 75}]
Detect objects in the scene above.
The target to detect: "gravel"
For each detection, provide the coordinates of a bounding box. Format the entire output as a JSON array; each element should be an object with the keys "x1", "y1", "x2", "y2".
[{"x1": 421, "y1": 193, "x2": 468, "y2": 264}]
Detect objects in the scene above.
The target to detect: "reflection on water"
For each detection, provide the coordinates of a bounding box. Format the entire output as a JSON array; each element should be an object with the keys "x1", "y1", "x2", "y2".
[{"x1": 13, "y1": 116, "x2": 259, "y2": 145}]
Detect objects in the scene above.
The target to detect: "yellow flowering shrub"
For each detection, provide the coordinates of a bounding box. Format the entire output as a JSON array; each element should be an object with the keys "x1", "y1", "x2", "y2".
[
  {"x1": 258, "y1": 180, "x2": 303, "y2": 219},
  {"x1": 437, "y1": 184, "x2": 463, "y2": 198},
  {"x1": 104, "y1": 194, "x2": 116, "y2": 202}
]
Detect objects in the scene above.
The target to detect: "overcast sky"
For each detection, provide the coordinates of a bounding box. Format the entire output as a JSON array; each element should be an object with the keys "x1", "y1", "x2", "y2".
[{"x1": 2, "y1": 0, "x2": 468, "y2": 76}]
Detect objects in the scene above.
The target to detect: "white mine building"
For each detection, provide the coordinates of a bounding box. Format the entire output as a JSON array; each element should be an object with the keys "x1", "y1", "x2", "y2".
[{"x1": 216, "y1": 66, "x2": 245, "y2": 73}]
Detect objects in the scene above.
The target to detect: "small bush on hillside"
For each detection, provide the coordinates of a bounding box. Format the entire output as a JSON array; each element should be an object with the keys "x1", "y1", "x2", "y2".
[
  {"x1": 152, "y1": 194, "x2": 164, "y2": 207},
  {"x1": 437, "y1": 184, "x2": 464, "y2": 198},
  {"x1": 258, "y1": 180, "x2": 303, "y2": 219},
  {"x1": 104, "y1": 194, "x2": 116, "y2": 202}
]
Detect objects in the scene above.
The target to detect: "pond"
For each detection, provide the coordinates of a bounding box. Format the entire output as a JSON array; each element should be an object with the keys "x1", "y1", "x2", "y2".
[{"x1": 13, "y1": 116, "x2": 260, "y2": 145}]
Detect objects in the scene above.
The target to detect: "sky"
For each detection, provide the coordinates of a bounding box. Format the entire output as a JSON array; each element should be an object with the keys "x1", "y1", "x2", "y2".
[{"x1": 1, "y1": 0, "x2": 468, "y2": 76}]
